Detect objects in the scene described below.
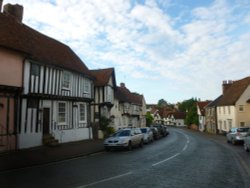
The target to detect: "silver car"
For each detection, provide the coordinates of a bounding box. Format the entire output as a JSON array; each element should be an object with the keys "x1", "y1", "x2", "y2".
[
  {"x1": 103, "y1": 128, "x2": 144, "y2": 151},
  {"x1": 243, "y1": 132, "x2": 250, "y2": 152},
  {"x1": 226, "y1": 127, "x2": 250, "y2": 145},
  {"x1": 140, "y1": 127, "x2": 153, "y2": 144}
]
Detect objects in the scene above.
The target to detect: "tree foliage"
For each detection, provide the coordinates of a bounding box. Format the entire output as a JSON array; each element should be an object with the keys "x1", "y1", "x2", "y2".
[
  {"x1": 157, "y1": 99, "x2": 168, "y2": 108},
  {"x1": 146, "y1": 111, "x2": 154, "y2": 126},
  {"x1": 178, "y1": 98, "x2": 199, "y2": 127}
]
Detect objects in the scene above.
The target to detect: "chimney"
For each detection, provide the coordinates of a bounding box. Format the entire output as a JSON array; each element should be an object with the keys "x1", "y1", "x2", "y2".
[
  {"x1": 3, "y1": 3, "x2": 23, "y2": 23},
  {"x1": 222, "y1": 80, "x2": 233, "y2": 94},
  {"x1": 120, "y1": 83, "x2": 125, "y2": 88}
]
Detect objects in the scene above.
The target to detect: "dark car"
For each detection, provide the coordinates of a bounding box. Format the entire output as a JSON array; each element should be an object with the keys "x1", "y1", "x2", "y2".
[
  {"x1": 152, "y1": 124, "x2": 168, "y2": 137},
  {"x1": 150, "y1": 127, "x2": 160, "y2": 140}
]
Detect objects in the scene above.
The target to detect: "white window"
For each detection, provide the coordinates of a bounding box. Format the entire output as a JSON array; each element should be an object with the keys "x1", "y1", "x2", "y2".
[
  {"x1": 79, "y1": 103, "x2": 86, "y2": 122},
  {"x1": 228, "y1": 119, "x2": 232, "y2": 130},
  {"x1": 228, "y1": 106, "x2": 231, "y2": 114},
  {"x1": 62, "y1": 71, "x2": 71, "y2": 89},
  {"x1": 58, "y1": 102, "x2": 67, "y2": 124},
  {"x1": 239, "y1": 105, "x2": 244, "y2": 112},
  {"x1": 105, "y1": 86, "x2": 113, "y2": 102},
  {"x1": 224, "y1": 121, "x2": 227, "y2": 130},
  {"x1": 84, "y1": 79, "x2": 91, "y2": 94}
]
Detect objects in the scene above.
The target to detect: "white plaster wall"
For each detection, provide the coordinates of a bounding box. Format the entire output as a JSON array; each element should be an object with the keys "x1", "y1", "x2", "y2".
[
  {"x1": 53, "y1": 128, "x2": 92, "y2": 143},
  {"x1": 18, "y1": 133, "x2": 42, "y2": 149},
  {"x1": 217, "y1": 106, "x2": 236, "y2": 132},
  {"x1": 175, "y1": 119, "x2": 185, "y2": 127},
  {"x1": 236, "y1": 84, "x2": 250, "y2": 126}
]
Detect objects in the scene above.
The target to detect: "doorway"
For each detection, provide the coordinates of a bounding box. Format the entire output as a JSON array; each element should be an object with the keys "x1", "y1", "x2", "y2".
[{"x1": 43, "y1": 108, "x2": 50, "y2": 134}]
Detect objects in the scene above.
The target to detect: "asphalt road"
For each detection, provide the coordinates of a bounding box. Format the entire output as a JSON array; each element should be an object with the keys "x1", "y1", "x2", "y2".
[{"x1": 1, "y1": 128, "x2": 249, "y2": 188}]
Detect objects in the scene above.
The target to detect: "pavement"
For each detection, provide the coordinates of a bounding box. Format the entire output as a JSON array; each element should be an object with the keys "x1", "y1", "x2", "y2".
[{"x1": 0, "y1": 139, "x2": 104, "y2": 172}]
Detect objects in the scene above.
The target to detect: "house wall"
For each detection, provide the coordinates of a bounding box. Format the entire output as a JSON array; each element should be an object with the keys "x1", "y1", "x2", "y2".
[
  {"x1": 205, "y1": 107, "x2": 217, "y2": 134},
  {"x1": 175, "y1": 119, "x2": 185, "y2": 127},
  {"x1": 0, "y1": 47, "x2": 23, "y2": 152},
  {"x1": 23, "y1": 60, "x2": 92, "y2": 98},
  {"x1": 235, "y1": 84, "x2": 250, "y2": 126},
  {"x1": 110, "y1": 98, "x2": 123, "y2": 130},
  {"x1": 0, "y1": 47, "x2": 23, "y2": 87},
  {"x1": 0, "y1": 95, "x2": 16, "y2": 152},
  {"x1": 217, "y1": 106, "x2": 236, "y2": 133},
  {"x1": 18, "y1": 99, "x2": 92, "y2": 149},
  {"x1": 18, "y1": 60, "x2": 93, "y2": 149}
]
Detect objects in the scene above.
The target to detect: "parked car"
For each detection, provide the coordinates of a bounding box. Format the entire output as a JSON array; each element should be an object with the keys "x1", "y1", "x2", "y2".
[
  {"x1": 150, "y1": 127, "x2": 160, "y2": 140},
  {"x1": 152, "y1": 124, "x2": 168, "y2": 137},
  {"x1": 226, "y1": 127, "x2": 250, "y2": 145},
  {"x1": 243, "y1": 131, "x2": 250, "y2": 152},
  {"x1": 140, "y1": 127, "x2": 154, "y2": 144},
  {"x1": 103, "y1": 128, "x2": 144, "y2": 151}
]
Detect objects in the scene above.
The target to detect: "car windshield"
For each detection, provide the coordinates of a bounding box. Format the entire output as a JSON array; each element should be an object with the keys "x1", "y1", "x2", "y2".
[
  {"x1": 140, "y1": 128, "x2": 147, "y2": 133},
  {"x1": 237, "y1": 128, "x2": 250, "y2": 132},
  {"x1": 113, "y1": 130, "x2": 130, "y2": 137}
]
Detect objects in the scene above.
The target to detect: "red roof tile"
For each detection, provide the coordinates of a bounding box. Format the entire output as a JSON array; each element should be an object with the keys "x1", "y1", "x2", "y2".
[
  {"x1": 197, "y1": 101, "x2": 211, "y2": 116},
  {"x1": 0, "y1": 13, "x2": 92, "y2": 77},
  {"x1": 91, "y1": 68, "x2": 116, "y2": 87}
]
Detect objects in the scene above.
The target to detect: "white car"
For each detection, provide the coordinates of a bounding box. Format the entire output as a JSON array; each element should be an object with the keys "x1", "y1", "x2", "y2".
[
  {"x1": 243, "y1": 132, "x2": 250, "y2": 152},
  {"x1": 104, "y1": 128, "x2": 144, "y2": 151},
  {"x1": 140, "y1": 127, "x2": 153, "y2": 144},
  {"x1": 227, "y1": 127, "x2": 250, "y2": 145}
]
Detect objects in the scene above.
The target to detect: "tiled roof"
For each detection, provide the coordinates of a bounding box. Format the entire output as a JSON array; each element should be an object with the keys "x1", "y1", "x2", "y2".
[
  {"x1": 206, "y1": 95, "x2": 222, "y2": 108},
  {"x1": 197, "y1": 101, "x2": 211, "y2": 116},
  {"x1": 0, "y1": 13, "x2": 92, "y2": 78},
  {"x1": 91, "y1": 68, "x2": 116, "y2": 87},
  {"x1": 115, "y1": 85, "x2": 142, "y2": 105},
  {"x1": 217, "y1": 77, "x2": 250, "y2": 106},
  {"x1": 166, "y1": 111, "x2": 186, "y2": 119}
]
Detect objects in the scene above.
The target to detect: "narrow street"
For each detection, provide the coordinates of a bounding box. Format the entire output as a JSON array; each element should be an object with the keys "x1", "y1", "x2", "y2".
[{"x1": 1, "y1": 128, "x2": 249, "y2": 188}]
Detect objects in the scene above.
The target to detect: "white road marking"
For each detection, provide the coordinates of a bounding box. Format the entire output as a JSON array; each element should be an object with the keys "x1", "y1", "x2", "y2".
[
  {"x1": 151, "y1": 130, "x2": 190, "y2": 167},
  {"x1": 152, "y1": 153, "x2": 180, "y2": 167},
  {"x1": 76, "y1": 171, "x2": 133, "y2": 188},
  {"x1": 175, "y1": 130, "x2": 190, "y2": 152}
]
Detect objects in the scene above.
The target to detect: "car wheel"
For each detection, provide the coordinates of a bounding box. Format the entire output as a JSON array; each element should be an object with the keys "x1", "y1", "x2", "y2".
[
  {"x1": 244, "y1": 144, "x2": 249, "y2": 152},
  {"x1": 139, "y1": 139, "x2": 144, "y2": 148},
  {"x1": 232, "y1": 139, "x2": 237, "y2": 145},
  {"x1": 127, "y1": 141, "x2": 132, "y2": 151}
]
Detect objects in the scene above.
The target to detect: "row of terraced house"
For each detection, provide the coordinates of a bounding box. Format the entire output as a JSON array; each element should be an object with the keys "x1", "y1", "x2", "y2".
[
  {"x1": 0, "y1": 3, "x2": 146, "y2": 152},
  {"x1": 197, "y1": 77, "x2": 250, "y2": 134}
]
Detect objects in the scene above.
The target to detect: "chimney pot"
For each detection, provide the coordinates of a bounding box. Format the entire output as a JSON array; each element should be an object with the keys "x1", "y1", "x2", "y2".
[
  {"x1": 120, "y1": 83, "x2": 125, "y2": 88},
  {"x1": 222, "y1": 80, "x2": 233, "y2": 95},
  {"x1": 3, "y1": 3, "x2": 23, "y2": 23}
]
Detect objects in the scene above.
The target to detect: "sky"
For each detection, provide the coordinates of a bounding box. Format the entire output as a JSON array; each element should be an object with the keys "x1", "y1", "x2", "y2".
[{"x1": 3, "y1": 0, "x2": 250, "y2": 104}]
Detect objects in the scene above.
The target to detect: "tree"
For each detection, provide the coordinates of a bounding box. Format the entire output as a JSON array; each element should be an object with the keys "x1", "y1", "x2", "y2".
[
  {"x1": 185, "y1": 105, "x2": 198, "y2": 126},
  {"x1": 157, "y1": 99, "x2": 168, "y2": 108},
  {"x1": 99, "y1": 116, "x2": 114, "y2": 137},
  {"x1": 146, "y1": 112, "x2": 154, "y2": 126},
  {"x1": 178, "y1": 98, "x2": 199, "y2": 127}
]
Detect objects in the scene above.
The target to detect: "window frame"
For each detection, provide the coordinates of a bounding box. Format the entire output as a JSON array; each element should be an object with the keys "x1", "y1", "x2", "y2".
[
  {"x1": 239, "y1": 105, "x2": 244, "y2": 112},
  {"x1": 58, "y1": 102, "x2": 67, "y2": 125},
  {"x1": 79, "y1": 103, "x2": 87, "y2": 123},
  {"x1": 30, "y1": 63, "x2": 40, "y2": 76},
  {"x1": 62, "y1": 71, "x2": 71, "y2": 90}
]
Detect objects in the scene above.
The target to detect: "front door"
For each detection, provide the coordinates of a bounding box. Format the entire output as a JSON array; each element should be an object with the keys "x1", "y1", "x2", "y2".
[{"x1": 43, "y1": 108, "x2": 50, "y2": 134}]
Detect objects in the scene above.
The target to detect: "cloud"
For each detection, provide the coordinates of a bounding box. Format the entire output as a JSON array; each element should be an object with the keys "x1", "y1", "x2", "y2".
[{"x1": 3, "y1": 0, "x2": 250, "y2": 103}]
